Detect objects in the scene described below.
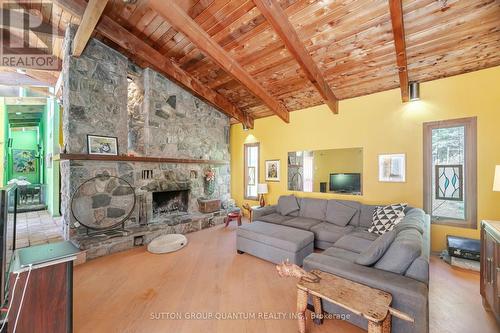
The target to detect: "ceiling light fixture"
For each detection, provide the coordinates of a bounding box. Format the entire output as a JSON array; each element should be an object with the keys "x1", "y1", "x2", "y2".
[
  {"x1": 409, "y1": 82, "x2": 420, "y2": 101},
  {"x1": 242, "y1": 123, "x2": 249, "y2": 131},
  {"x1": 16, "y1": 112, "x2": 22, "y2": 115}
]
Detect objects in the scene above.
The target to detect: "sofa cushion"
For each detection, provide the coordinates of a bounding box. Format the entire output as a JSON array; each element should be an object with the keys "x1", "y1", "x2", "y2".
[
  {"x1": 321, "y1": 247, "x2": 360, "y2": 263},
  {"x1": 282, "y1": 217, "x2": 322, "y2": 231},
  {"x1": 277, "y1": 195, "x2": 300, "y2": 216},
  {"x1": 338, "y1": 200, "x2": 362, "y2": 226},
  {"x1": 325, "y1": 200, "x2": 358, "y2": 226},
  {"x1": 332, "y1": 234, "x2": 374, "y2": 254},
  {"x1": 349, "y1": 229, "x2": 380, "y2": 241},
  {"x1": 299, "y1": 198, "x2": 327, "y2": 221},
  {"x1": 359, "y1": 204, "x2": 378, "y2": 228},
  {"x1": 252, "y1": 205, "x2": 277, "y2": 220},
  {"x1": 356, "y1": 230, "x2": 396, "y2": 266},
  {"x1": 310, "y1": 222, "x2": 354, "y2": 244},
  {"x1": 258, "y1": 213, "x2": 294, "y2": 225},
  {"x1": 236, "y1": 221, "x2": 314, "y2": 252},
  {"x1": 368, "y1": 203, "x2": 407, "y2": 235},
  {"x1": 395, "y1": 208, "x2": 425, "y2": 234},
  {"x1": 375, "y1": 228, "x2": 422, "y2": 274}
]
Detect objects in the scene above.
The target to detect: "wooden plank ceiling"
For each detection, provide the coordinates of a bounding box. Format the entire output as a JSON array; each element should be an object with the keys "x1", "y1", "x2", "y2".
[{"x1": 17, "y1": 0, "x2": 500, "y2": 124}]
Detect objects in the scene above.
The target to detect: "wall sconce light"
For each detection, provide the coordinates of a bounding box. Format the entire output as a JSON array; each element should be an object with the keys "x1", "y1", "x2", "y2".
[{"x1": 409, "y1": 82, "x2": 420, "y2": 101}]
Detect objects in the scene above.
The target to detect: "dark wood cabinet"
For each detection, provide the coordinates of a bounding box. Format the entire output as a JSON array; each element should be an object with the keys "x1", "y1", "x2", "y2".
[
  {"x1": 7, "y1": 242, "x2": 79, "y2": 333},
  {"x1": 481, "y1": 220, "x2": 500, "y2": 323}
]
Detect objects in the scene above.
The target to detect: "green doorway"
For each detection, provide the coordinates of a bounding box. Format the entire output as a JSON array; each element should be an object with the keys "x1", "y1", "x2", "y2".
[
  {"x1": 6, "y1": 102, "x2": 46, "y2": 212},
  {"x1": 8, "y1": 127, "x2": 41, "y2": 184}
]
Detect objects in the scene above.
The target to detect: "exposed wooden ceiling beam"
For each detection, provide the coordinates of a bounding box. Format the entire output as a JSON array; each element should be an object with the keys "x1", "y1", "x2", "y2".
[
  {"x1": 149, "y1": 0, "x2": 290, "y2": 123},
  {"x1": 53, "y1": 0, "x2": 253, "y2": 128},
  {"x1": 253, "y1": 0, "x2": 339, "y2": 114},
  {"x1": 72, "y1": 0, "x2": 109, "y2": 56},
  {"x1": 388, "y1": 0, "x2": 409, "y2": 102}
]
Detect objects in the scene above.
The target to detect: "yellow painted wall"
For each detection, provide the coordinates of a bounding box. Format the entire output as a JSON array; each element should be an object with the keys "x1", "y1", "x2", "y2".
[{"x1": 230, "y1": 66, "x2": 500, "y2": 252}]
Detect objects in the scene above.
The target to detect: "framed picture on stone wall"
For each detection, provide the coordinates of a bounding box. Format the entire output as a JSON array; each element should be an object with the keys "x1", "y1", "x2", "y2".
[{"x1": 87, "y1": 135, "x2": 118, "y2": 156}]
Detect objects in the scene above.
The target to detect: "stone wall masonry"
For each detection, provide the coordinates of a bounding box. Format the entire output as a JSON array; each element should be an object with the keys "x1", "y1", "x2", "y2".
[
  {"x1": 62, "y1": 26, "x2": 129, "y2": 155},
  {"x1": 134, "y1": 68, "x2": 230, "y2": 160},
  {"x1": 60, "y1": 29, "x2": 232, "y2": 259},
  {"x1": 62, "y1": 160, "x2": 230, "y2": 234},
  {"x1": 127, "y1": 63, "x2": 145, "y2": 155}
]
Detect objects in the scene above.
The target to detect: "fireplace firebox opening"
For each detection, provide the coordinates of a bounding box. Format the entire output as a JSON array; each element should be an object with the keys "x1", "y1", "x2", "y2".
[{"x1": 152, "y1": 190, "x2": 189, "y2": 218}]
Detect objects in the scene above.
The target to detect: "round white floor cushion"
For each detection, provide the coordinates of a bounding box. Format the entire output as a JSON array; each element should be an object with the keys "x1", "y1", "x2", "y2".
[{"x1": 147, "y1": 234, "x2": 188, "y2": 254}]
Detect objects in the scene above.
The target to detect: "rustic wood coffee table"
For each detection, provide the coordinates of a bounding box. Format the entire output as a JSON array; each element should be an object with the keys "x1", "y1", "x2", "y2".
[{"x1": 296, "y1": 270, "x2": 393, "y2": 333}]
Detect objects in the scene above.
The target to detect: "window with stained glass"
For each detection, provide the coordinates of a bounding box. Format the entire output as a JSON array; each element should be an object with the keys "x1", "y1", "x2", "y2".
[{"x1": 424, "y1": 118, "x2": 477, "y2": 228}]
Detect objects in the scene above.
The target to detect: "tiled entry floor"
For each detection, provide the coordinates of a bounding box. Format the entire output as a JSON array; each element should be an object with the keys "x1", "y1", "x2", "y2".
[{"x1": 16, "y1": 210, "x2": 64, "y2": 248}]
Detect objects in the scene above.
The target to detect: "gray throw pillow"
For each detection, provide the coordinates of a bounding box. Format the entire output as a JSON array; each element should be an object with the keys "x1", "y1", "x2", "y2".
[
  {"x1": 325, "y1": 200, "x2": 357, "y2": 226},
  {"x1": 356, "y1": 230, "x2": 396, "y2": 266},
  {"x1": 277, "y1": 195, "x2": 300, "y2": 216},
  {"x1": 375, "y1": 229, "x2": 423, "y2": 274}
]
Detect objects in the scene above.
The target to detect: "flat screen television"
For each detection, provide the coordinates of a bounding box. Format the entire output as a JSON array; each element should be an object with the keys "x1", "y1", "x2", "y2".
[{"x1": 329, "y1": 173, "x2": 361, "y2": 194}]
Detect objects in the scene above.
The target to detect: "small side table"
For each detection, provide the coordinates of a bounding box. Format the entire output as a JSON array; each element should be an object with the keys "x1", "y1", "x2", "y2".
[
  {"x1": 296, "y1": 270, "x2": 395, "y2": 333},
  {"x1": 242, "y1": 204, "x2": 262, "y2": 223},
  {"x1": 225, "y1": 211, "x2": 242, "y2": 227},
  {"x1": 249, "y1": 205, "x2": 263, "y2": 222}
]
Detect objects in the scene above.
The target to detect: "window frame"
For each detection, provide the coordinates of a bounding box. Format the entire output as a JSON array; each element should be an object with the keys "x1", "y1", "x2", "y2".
[
  {"x1": 244, "y1": 142, "x2": 260, "y2": 200},
  {"x1": 423, "y1": 117, "x2": 477, "y2": 229}
]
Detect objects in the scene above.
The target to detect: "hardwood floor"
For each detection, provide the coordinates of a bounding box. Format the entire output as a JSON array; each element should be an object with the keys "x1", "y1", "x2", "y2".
[{"x1": 74, "y1": 222, "x2": 498, "y2": 333}]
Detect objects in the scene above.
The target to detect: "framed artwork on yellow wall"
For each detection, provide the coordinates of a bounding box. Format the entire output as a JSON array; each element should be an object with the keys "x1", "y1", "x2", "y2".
[
  {"x1": 265, "y1": 160, "x2": 280, "y2": 182},
  {"x1": 378, "y1": 153, "x2": 406, "y2": 182}
]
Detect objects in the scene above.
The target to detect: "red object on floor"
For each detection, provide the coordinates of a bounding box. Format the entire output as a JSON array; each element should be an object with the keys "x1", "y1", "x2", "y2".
[{"x1": 225, "y1": 211, "x2": 242, "y2": 227}]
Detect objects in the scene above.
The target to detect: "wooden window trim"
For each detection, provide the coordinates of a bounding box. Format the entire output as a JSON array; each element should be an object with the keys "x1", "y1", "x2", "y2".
[
  {"x1": 244, "y1": 142, "x2": 260, "y2": 201},
  {"x1": 423, "y1": 117, "x2": 477, "y2": 229}
]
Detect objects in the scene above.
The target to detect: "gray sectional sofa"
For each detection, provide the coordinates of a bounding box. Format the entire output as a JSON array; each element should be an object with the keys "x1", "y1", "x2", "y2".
[{"x1": 239, "y1": 195, "x2": 430, "y2": 333}]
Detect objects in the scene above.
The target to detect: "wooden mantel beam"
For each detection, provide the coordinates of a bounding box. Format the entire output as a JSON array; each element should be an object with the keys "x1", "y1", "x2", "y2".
[
  {"x1": 389, "y1": 0, "x2": 409, "y2": 102},
  {"x1": 72, "y1": 0, "x2": 109, "y2": 56},
  {"x1": 253, "y1": 0, "x2": 339, "y2": 114},
  {"x1": 148, "y1": 0, "x2": 290, "y2": 123},
  {"x1": 53, "y1": 0, "x2": 253, "y2": 128}
]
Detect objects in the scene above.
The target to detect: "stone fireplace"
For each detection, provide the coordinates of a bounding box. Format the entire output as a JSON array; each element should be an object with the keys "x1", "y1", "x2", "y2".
[
  {"x1": 60, "y1": 28, "x2": 232, "y2": 260},
  {"x1": 152, "y1": 189, "x2": 190, "y2": 219}
]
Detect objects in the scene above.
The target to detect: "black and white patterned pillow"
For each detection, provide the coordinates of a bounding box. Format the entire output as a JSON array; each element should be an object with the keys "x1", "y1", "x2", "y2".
[{"x1": 368, "y1": 203, "x2": 408, "y2": 235}]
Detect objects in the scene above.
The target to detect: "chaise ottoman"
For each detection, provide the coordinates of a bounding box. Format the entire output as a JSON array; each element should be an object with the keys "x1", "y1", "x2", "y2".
[{"x1": 236, "y1": 221, "x2": 314, "y2": 266}]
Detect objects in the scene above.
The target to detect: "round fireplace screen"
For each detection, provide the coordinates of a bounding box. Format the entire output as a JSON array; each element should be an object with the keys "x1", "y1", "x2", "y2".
[{"x1": 71, "y1": 174, "x2": 136, "y2": 230}]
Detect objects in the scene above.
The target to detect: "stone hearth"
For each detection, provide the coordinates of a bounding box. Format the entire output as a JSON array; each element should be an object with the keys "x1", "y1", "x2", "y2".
[{"x1": 71, "y1": 210, "x2": 226, "y2": 260}]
